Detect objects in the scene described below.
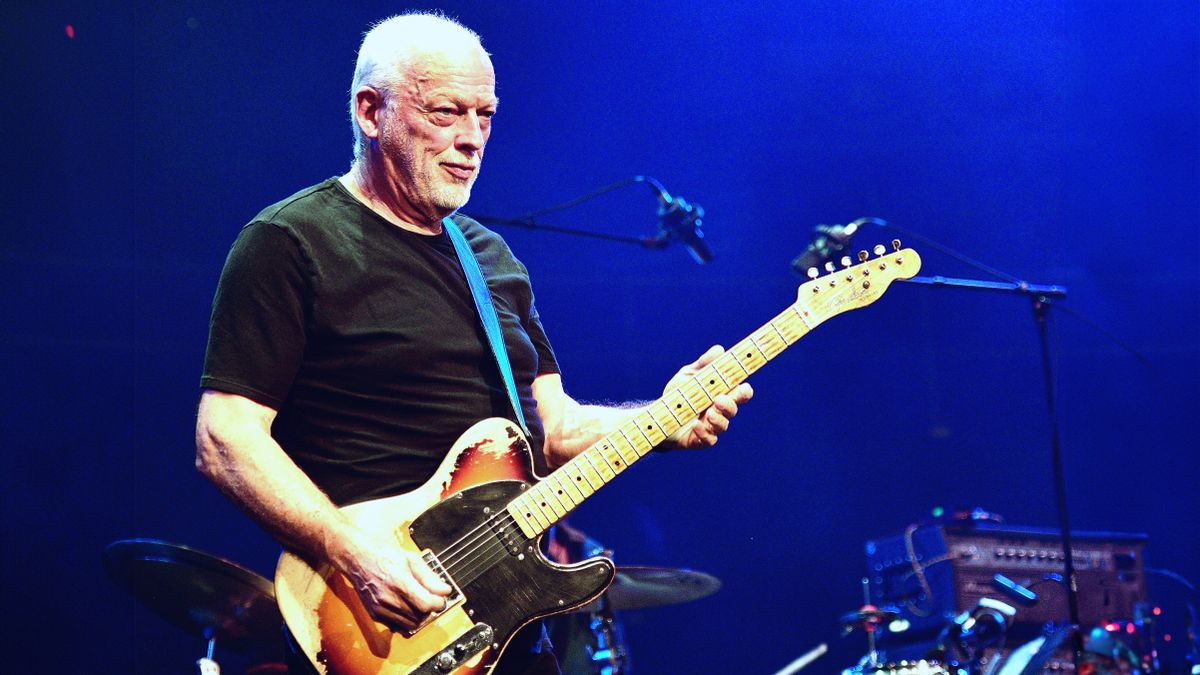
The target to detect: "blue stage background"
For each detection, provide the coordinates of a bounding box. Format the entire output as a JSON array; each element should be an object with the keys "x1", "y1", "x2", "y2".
[{"x1": 3, "y1": 1, "x2": 1197, "y2": 672}]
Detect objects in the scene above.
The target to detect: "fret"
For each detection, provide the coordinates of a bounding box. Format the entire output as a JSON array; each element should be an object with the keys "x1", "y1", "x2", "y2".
[
  {"x1": 547, "y1": 472, "x2": 583, "y2": 511},
  {"x1": 791, "y1": 303, "x2": 814, "y2": 329},
  {"x1": 753, "y1": 327, "x2": 786, "y2": 359},
  {"x1": 715, "y1": 353, "x2": 748, "y2": 385},
  {"x1": 661, "y1": 389, "x2": 697, "y2": 424},
  {"x1": 630, "y1": 413, "x2": 668, "y2": 447},
  {"x1": 597, "y1": 438, "x2": 631, "y2": 473},
  {"x1": 573, "y1": 454, "x2": 604, "y2": 490},
  {"x1": 771, "y1": 315, "x2": 804, "y2": 344},
  {"x1": 680, "y1": 379, "x2": 714, "y2": 411},
  {"x1": 647, "y1": 401, "x2": 681, "y2": 436},
  {"x1": 619, "y1": 423, "x2": 655, "y2": 455},
  {"x1": 561, "y1": 463, "x2": 595, "y2": 498},
  {"x1": 619, "y1": 427, "x2": 648, "y2": 458},
  {"x1": 533, "y1": 483, "x2": 568, "y2": 520},
  {"x1": 516, "y1": 493, "x2": 553, "y2": 531},
  {"x1": 693, "y1": 367, "x2": 727, "y2": 399},
  {"x1": 507, "y1": 501, "x2": 539, "y2": 538},
  {"x1": 730, "y1": 338, "x2": 768, "y2": 375},
  {"x1": 582, "y1": 449, "x2": 615, "y2": 482},
  {"x1": 590, "y1": 442, "x2": 621, "y2": 478},
  {"x1": 561, "y1": 467, "x2": 589, "y2": 502}
]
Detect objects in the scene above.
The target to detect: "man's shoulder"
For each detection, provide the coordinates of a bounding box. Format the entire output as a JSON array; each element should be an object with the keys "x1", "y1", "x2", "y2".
[
  {"x1": 452, "y1": 213, "x2": 510, "y2": 255},
  {"x1": 250, "y1": 177, "x2": 346, "y2": 229}
]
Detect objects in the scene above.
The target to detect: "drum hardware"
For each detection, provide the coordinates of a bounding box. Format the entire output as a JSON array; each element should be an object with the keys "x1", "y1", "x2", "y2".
[
  {"x1": 931, "y1": 598, "x2": 1016, "y2": 675},
  {"x1": 572, "y1": 565, "x2": 722, "y2": 613},
  {"x1": 770, "y1": 642, "x2": 829, "y2": 675},
  {"x1": 104, "y1": 538, "x2": 284, "y2": 675},
  {"x1": 560, "y1": 565, "x2": 719, "y2": 674}
]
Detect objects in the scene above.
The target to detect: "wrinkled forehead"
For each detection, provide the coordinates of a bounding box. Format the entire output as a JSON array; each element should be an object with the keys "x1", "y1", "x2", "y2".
[{"x1": 402, "y1": 48, "x2": 497, "y2": 101}]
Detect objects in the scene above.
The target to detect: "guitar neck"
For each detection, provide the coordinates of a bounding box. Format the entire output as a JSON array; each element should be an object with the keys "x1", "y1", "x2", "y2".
[{"x1": 506, "y1": 245, "x2": 920, "y2": 539}]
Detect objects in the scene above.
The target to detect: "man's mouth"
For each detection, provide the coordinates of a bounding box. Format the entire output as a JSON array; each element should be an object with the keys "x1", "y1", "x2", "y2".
[{"x1": 441, "y1": 163, "x2": 477, "y2": 180}]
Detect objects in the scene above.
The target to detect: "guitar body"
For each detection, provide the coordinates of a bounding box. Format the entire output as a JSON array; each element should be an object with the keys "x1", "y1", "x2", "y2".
[{"x1": 276, "y1": 418, "x2": 616, "y2": 675}]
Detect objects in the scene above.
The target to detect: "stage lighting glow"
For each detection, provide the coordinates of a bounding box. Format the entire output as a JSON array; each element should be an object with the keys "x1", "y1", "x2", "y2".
[{"x1": 65, "y1": 24, "x2": 75, "y2": 39}]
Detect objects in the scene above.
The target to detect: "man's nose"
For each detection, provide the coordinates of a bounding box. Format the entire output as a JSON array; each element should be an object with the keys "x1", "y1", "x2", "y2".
[{"x1": 455, "y1": 112, "x2": 486, "y2": 152}]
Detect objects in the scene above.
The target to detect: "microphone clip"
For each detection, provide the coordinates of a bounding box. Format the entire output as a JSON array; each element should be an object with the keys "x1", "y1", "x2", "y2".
[{"x1": 656, "y1": 194, "x2": 712, "y2": 264}]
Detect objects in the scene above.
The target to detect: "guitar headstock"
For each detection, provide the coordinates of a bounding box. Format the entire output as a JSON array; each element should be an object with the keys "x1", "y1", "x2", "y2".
[{"x1": 796, "y1": 240, "x2": 921, "y2": 318}]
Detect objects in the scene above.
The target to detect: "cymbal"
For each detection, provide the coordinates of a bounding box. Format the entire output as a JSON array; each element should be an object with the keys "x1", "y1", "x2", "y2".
[
  {"x1": 104, "y1": 538, "x2": 282, "y2": 654},
  {"x1": 577, "y1": 565, "x2": 722, "y2": 613}
]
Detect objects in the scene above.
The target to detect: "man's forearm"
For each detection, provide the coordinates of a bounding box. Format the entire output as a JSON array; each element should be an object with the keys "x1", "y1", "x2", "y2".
[
  {"x1": 542, "y1": 398, "x2": 647, "y2": 467},
  {"x1": 194, "y1": 392, "x2": 359, "y2": 568}
]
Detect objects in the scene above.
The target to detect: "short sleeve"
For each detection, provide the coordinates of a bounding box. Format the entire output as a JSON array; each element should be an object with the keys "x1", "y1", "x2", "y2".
[
  {"x1": 199, "y1": 222, "x2": 311, "y2": 408},
  {"x1": 525, "y1": 299, "x2": 560, "y2": 377}
]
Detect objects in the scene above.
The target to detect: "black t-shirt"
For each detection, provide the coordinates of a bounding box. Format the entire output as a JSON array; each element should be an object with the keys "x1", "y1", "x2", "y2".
[{"x1": 201, "y1": 178, "x2": 559, "y2": 505}]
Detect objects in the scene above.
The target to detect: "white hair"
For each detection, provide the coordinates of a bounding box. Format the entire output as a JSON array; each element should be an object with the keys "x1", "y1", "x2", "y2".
[{"x1": 348, "y1": 11, "x2": 487, "y2": 161}]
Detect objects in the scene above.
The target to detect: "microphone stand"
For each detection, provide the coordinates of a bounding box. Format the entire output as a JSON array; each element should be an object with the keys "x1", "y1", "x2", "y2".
[
  {"x1": 902, "y1": 273, "x2": 1083, "y2": 667},
  {"x1": 866, "y1": 218, "x2": 1133, "y2": 671},
  {"x1": 466, "y1": 174, "x2": 692, "y2": 255},
  {"x1": 468, "y1": 213, "x2": 671, "y2": 250}
]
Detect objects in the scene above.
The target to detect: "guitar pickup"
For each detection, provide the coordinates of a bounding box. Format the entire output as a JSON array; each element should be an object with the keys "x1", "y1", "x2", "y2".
[{"x1": 413, "y1": 623, "x2": 495, "y2": 674}]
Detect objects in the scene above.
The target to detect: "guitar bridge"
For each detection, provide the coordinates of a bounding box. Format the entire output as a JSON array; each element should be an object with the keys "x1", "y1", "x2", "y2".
[{"x1": 399, "y1": 551, "x2": 464, "y2": 637}]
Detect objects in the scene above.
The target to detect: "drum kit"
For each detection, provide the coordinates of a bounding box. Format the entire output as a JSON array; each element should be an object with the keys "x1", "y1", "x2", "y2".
[{"x1": 105, "y1": 535, "x2": 721, "y2": 674}]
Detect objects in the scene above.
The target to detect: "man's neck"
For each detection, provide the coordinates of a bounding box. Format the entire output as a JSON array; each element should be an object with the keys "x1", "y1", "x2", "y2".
[{"x1": 340, "y1": 163, "x2": 444, "y2": 236}]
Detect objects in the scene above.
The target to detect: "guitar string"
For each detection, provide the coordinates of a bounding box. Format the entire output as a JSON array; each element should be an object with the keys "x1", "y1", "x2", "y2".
[
  {"x1": 433, "y1": 371, "x2": 723, "y2": 574},
  {"x1": 434, "y1": 294, "x2": 839, "y2": 581},
  {"x1": 434, "y1": 345, "x2": 785, "y2": 581},
  {"x1": 430, "y1": 376, "x2": 711, "y2": 570},
  {"x1": 430, "y1": 272, "x2": 879, "y2": 583}
]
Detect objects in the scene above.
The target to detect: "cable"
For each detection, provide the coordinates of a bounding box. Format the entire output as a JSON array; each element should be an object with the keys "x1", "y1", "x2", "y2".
[{"x1": 512, "y1": 175, "x2": 665, "y2": 221}]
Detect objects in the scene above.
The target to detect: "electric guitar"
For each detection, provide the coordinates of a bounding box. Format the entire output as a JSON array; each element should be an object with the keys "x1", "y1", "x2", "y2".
[{"x1": 276, "y1": 242, "x2": 922, "y2": 674}]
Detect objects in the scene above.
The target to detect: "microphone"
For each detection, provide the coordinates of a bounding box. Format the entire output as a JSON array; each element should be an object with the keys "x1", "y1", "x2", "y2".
[
  {"x1": 654, "y1": 190, "x2": 712, "y2": 264},
  {"x1": 790, "y1": 221, "x2": 860, "y2": 276}
]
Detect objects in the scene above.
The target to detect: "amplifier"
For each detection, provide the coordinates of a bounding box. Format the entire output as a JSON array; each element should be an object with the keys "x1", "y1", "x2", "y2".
[{"x1": 865, "y1": 522, "x2": 1148, "y2": 640}]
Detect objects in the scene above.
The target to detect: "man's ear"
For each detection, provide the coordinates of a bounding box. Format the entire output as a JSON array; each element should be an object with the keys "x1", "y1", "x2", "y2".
[{"x1": 352, "y1": 86, "x2": 385, "y2": 144}]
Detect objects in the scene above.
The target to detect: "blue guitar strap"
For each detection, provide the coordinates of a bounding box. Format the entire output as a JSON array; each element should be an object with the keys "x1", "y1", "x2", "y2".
[{"x1": 442, "y1": 216, "x2": 530, "y2": 436}]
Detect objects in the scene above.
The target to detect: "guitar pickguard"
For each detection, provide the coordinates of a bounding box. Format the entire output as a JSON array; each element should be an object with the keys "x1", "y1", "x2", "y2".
[{"x1": 408, "y1": 481, "x2": 615, "y2": 671}]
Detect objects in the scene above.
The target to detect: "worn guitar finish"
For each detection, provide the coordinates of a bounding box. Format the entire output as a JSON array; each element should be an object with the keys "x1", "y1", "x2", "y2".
[{"x1": 276, "y1": 244, "x2": 922, "y2": 674}]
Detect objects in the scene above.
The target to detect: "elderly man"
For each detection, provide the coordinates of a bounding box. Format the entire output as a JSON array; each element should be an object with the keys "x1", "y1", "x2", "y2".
[{"x1": 195, "y1": 11, "x2": 751, "y2": 674}]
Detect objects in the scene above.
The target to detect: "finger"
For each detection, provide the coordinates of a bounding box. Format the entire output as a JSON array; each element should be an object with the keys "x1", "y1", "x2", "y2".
[
  {"x1": 357, "y1": 585, "x2": 420, "y2": 631},
  {"x1": 710, "y1": 394, "x2": 739, "y2": 419},
  {"x1": 691, "y1": 344, "x2": 725, "y2": 370},
  {"x1": 407, "y1": 553, "x2": 453, "y2": 595},
  {"x1": 704, "y1": 407, "x2": 730, "y2": 435},
  {"x1": 369, "y1": 601, "x2": 420, "y2": 633},
  {"x1": 402, "y1": 559, "x2": 451, "y2": 613},
  {"x1": 732, "y1": 382, "x2": 754, "y2": 403},
  {"x1": 695, "y1": 426, "x2": 719, "y2": 447}
]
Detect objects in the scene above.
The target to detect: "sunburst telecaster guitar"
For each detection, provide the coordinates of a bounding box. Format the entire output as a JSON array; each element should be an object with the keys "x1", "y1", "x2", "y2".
[{"x1": 276, "y1": 242, "x2": 921, "y2": 674}]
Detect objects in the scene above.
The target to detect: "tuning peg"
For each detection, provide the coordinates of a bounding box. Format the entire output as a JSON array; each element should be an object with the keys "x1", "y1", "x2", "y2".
[
  {"x1": 806, "y1": 267, "x2": 819, "y2": 279},
  {"x1": 840, "y1": 255, "x2": 852, "y2": 268},
  {"x1": 858, "y1": 250, "x2": 869, "y2": 263},
  {"x1": 892, "y1": 239, "x2": 902, "y2": 252},
  {"x1": 824, "y1": 261, "x2": 836, "y2": 273},
  {"x1": 872, "y1": 244, "x2": 886, "y2": 256}
]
